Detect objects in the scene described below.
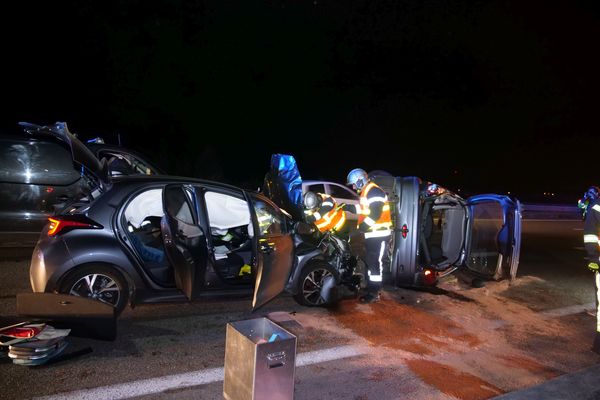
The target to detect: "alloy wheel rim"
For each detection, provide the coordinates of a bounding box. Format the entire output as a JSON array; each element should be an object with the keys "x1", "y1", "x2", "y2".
[
  {"x1": 70, "y1": 273, "x2": 121, "y2": 307},
  {"x1": 302, "y1": 269, "x2": 333, "y2": 305}
]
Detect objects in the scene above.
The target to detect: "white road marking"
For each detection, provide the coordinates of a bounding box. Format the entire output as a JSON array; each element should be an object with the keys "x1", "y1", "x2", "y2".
[
  {"x1": 542, "y1": 303, "x2": 595, "y2": 318},
  {"x1": 34, "y1": 345, "x2": 365, "y2": 400},
  {"x1": 525, "y1": 219, "x2": 582, "y2": 222}
]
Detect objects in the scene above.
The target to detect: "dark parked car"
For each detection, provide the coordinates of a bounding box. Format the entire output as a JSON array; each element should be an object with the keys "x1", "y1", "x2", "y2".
[
  {"x1": 29, "y1": 140, "x2": 361, "y2": 315},
  {"x1": 0, "y1": 122, "x2": 162, "y2": 247}
]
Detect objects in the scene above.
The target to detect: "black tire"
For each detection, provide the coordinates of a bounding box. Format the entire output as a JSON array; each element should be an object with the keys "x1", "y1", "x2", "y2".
[
  {"x1": 294, "y1": 262, "x2": 339, "y2": 307},
  {"x1": 59, "y1": 264, "x2": 129, "y2": 316}
]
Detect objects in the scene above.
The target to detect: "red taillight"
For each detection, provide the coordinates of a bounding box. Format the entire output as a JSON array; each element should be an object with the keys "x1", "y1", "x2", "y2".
[
  {"x1": 423, "y1": 268, "x2": 437, "y2": 286},
  {"x1": 401, "y1": 224, "x2": 409, "y2": 239},
  {"x1": 47, "y1": 216, "x2": 102, "y2": 237}
]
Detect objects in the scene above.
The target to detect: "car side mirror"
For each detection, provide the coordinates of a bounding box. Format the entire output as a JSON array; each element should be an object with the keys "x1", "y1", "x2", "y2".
[{"x1": 295, "y1": 221, "x2": 315, "y2": 235}]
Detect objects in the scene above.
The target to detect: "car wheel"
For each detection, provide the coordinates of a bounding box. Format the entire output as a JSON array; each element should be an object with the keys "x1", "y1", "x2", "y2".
[
  {"x1": 60, "y1": 264, "x2": 129, "y2": 315},
  {"x1": 294, "y1": 262, "x2": 339, "y2": 307}
]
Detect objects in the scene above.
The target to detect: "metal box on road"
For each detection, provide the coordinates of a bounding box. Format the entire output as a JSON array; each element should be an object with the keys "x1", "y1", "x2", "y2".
[{"x1": 223, "y1": 317, "x2": 297, "y2": 400}]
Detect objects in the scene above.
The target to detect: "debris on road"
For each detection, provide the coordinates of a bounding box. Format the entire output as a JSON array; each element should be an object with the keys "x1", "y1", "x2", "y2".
[{"x1": 1, "y1": 323, "x2": 70, "y2": 366}]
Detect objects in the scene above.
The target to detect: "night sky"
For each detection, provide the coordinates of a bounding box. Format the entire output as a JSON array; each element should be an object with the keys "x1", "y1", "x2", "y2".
[{"x1": 2, "y1": 0, "x2": 598, "y2": 203}]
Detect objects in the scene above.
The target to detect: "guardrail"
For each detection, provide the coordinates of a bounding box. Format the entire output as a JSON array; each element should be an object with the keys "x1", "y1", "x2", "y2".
[{"x1": 521, "y1": 204, "x2": 581, "y2": 220}]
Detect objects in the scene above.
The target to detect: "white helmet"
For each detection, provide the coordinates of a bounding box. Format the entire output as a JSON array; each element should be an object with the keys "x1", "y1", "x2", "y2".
[{"x1": 346, "y1": 168, "x2": 369, "y2": 191}]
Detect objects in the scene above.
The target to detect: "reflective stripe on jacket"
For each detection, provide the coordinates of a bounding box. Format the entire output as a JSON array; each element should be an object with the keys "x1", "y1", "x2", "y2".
[
  {"x1": 584, "y1": 199, "x2": 600, "y2": 262},
  {"x1": 356, "y1": 181, "x2": 392, "y2": 238},
  {"x1": 304, "y1": 193, "x2": 347, "y2": 232}
]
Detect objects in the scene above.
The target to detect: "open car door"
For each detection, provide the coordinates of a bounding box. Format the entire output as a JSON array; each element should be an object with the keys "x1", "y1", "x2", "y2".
[
  {"x1": 161, "y1": 184, "x2": 208, "y2": 300},
  {"x1": 464, "y1": 195, "x2": 522, "y2": 280},
  {"x1": 250, "y1": 194, "x2": 294, "y2": 311}
]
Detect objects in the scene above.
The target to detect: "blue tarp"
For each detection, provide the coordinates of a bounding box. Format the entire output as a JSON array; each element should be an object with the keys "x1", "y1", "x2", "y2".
[{"x1": 264, "y1": 154, "x2": 304, "y2": 221}]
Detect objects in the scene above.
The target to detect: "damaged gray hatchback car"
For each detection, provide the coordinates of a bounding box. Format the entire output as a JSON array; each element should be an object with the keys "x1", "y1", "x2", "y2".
[{"x1": 28, "y1": 133, "x2": 362, "y2": 315}]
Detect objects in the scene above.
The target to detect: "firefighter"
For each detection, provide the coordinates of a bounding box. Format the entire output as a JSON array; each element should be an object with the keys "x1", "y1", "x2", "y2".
[
  {"x1": 581, "y1": 185, "x2": 600, "y2": 353},
  {"x1": 303, "y1": 192, "x2": 347, "y2": 235},
  {"x1": 345, "y1": 168, "x2": 392, "y2": 303}
]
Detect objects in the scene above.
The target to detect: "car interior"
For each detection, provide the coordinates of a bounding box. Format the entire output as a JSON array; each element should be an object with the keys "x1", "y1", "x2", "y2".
[
  {"x1": 203, "y1": 191, "x2": 255, "y2": 283},
  {"x1": 122, "y1": 187, "x2": 256, "y2": 287},
  {"x1": 419, "y1": 195, "x2": 466, "y2": 271},
  {"x1": 465, "y1": 202, "x2": 505, "y2": 277},
  {"x1": 123, "y1": 188, "x2": 171, "y2": 284}
]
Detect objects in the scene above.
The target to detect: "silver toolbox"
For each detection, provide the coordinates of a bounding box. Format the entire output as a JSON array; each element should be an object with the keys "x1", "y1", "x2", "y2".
[{"x1": 223, "y1": 317, "x2": 297, "y2": 400}]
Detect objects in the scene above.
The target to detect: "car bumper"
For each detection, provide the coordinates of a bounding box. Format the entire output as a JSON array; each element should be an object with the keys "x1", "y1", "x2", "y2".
[{"x1": 30, "y1": 237, "x2": 74, "y2": 293}]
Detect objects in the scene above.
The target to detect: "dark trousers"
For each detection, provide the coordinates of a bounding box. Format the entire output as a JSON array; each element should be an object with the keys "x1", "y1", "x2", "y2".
[{"x1": 364, "y1": 235, "x2": 389, "y2": 294}]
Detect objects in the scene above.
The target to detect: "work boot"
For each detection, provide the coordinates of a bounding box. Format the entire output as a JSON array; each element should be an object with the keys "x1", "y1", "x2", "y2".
[{"x1": 359, "y1": 292, "x2": 380, "y2": 304}]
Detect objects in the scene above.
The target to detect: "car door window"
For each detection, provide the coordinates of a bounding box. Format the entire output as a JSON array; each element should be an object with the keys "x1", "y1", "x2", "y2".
[
  {"x1": 165, "y1": 186, "x2": 195, "y2": 225},
  {"x1": 328, "y1": 183, "x2": 358, "y2": 201},
  {"x1": 0, "y1": 138, "x2": 80, "y2": 185},
  {"x1": 252, "y1": 198, "x2": 285, "y2": 236},
  {"x1": 306, "y1": 184, "x2": 325, "y2": 194}
]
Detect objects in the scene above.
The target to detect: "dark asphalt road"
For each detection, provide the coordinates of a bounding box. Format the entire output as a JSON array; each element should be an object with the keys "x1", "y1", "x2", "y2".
[{"x1": 0, "y1": 218, "x2": 596, "y2": 400}]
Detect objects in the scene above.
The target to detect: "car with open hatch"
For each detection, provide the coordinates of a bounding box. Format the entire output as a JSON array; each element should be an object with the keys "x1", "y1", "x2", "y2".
[
  {"x1": 0, "y1": 122, "x2": 163, "y2": 247},
  {"x1": 28, "y1": 135, "x2": 362, "y2": 315}
]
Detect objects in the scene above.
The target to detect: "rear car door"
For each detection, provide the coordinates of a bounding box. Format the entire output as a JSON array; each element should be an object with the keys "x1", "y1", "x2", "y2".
[
  {"x1": 161, "y1": 184, "x2": 208, "y2": 299},
  {"x1": 464, "y1": 195, "x2": 522, "y2": 280},
  {"x1": 249, "y1": 194, "x2": 294, "y2": 310}
]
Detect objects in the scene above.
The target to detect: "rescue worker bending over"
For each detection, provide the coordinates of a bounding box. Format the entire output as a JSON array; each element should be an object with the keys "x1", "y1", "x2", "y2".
[
  {"x1": 303, "y1": 191, "x2": 347, "y2": 236},
  {"x1": 581, "y1": 185, "x2": 600, "y2": 353},
  {"x1": 345, "y1": 168, "x2": 392, "y2": 303}
]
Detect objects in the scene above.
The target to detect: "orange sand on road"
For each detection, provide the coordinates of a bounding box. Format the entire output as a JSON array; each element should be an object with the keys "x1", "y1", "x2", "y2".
[
  {"x1": 332, "y1": 297, "x2": 480, "y2": 355},
  {"x1": 406, "y1": 359, "x2": 505, "y2": 400},
  {"x1": 327, "y1": 277, "x2": 599, "y2": 399}
]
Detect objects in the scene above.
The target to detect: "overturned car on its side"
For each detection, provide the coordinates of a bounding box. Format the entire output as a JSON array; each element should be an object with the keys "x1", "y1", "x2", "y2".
[
  {"x1": 370, "y1": 174, "x2": 522, "y2": 287},
  {"x1": 275, "y1": 169, "x2": 522, "y2": 289}
]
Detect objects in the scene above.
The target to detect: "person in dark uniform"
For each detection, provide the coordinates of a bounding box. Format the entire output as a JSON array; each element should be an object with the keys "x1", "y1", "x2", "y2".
[
  {"x1": 580, "y1": 186, "x2": 600, "y2": 353},
  {"x1": 303, "y1": 192, "x2": 348, "y2": 236},
  {"x1": 344, "y1": 168, "x2": 392, "y2": 303}
]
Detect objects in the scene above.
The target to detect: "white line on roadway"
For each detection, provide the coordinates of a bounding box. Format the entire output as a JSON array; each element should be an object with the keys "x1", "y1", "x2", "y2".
[
  {"x1": 525, "y1": 219, "x2": 581, "y2": 222},
  {"x1": 541, "y1": 303, "x2": 595, "y2": 318},
  {"x1": 34, "y1": 345, "x2": 365, "y2": 400}
]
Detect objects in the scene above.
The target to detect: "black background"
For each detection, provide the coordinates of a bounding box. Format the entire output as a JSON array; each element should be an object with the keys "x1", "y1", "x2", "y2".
[{"x1": 2, "y1": 0, "x2": 598, "y2": 202}]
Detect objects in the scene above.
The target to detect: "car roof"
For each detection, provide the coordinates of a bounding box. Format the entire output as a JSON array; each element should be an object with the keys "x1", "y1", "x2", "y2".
[
  {"x1": 111, "y1": 174, "x2": 261, "y2": 194},
  {"x1": 303, "y1": 180, "x2": 346, "y2": 185}
]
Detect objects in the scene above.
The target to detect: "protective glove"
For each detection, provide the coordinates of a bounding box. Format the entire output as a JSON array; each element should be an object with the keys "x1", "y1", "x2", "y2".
[{"x1": 588, "y1": 262, "x2": 599, "y2": 272}]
